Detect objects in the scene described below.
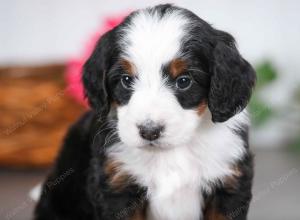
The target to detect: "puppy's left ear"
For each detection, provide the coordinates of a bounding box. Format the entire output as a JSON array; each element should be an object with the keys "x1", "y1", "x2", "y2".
[{"x1": 208, "y1": 35, "x2": 256, "y2": 122}]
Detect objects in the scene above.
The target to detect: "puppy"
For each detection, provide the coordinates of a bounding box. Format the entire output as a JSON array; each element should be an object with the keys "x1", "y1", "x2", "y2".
[{"x1": 35, "y1": 4, "x2": 256, "y2": 220}]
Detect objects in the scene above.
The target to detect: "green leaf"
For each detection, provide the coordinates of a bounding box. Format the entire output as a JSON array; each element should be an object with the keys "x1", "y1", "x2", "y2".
[
  {"x1": 289, "y1": 136, "x2": 300, "y2": 153},
  {"x1": 249, "y1": 97, "x2": 273, "y2": 126},
  {"x1": 255, "y1": 61, "x2": 278, "y2": 88},
  {"x1": 294, "y1": 86, "x2": 300, "y2": 103}
]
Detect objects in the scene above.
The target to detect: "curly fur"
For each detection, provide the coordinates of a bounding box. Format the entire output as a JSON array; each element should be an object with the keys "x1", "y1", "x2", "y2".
[{"x1": 35, "y1": 4, "x2": 255, "y2": 220}]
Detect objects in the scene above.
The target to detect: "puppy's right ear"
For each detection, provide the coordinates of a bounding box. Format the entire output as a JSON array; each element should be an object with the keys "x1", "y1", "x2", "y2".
[
  {"x1": 208, "y1": 32, "x2": 256, "y2": 122},
  {"x1": 82, "y1": 29, "x2": 118, "y2": 115}
]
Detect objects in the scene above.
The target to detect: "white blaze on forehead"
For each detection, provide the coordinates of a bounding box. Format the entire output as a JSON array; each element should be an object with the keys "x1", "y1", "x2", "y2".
[{"x1": 121, "y1": 9, "x2": 189, "y2": 80}]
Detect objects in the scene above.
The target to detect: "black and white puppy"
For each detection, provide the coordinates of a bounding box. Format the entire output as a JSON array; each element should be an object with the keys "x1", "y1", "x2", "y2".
[{"x1": 35, "y1": 4, "x2": 255, "y2": 220}]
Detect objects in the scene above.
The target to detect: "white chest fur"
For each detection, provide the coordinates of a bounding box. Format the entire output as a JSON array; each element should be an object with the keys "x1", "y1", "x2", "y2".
[
  {"x1": 147, "y1": 183, "x2": 202, "y2": 220},
  {"x1": 108, "y1": 112, "x2": 247, "y2": 220},
  {"x1": 143, "y1": 147, "x2": 205, "y2": 220}
]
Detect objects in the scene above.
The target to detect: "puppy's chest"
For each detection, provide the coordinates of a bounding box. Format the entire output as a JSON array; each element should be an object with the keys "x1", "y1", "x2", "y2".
[
  {"x1": 146, "y1": 167, "x2": 203, "y2": 220},
  {"x1": 112, "y1": 148, "x2": 212, "y2": 220},
  {"x1": 108, "y1": 142, "x2": 240, "y2": 220}
]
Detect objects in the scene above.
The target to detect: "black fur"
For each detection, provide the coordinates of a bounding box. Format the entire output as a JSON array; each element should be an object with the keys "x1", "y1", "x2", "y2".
[
  {"x1": 34, "y1": 112, "x2": 146, "y2": 220},
  {"x1": 203, "y1": 124, "x2": 254, "y2": 219},
  {"x1": 83, "y1": 4, "x2": 256, "y2": 122},
  {"x1": 208, "y1": 41, "x2": 256, "y2": 122},
  {"x1": 82, "y1": 27, "x2": 121, "y2": 115},
  {"x1": 34, "y1": 112, "x2": 95, "y2": 220},
  {"x1": 35, "y1": 4, "x2": 254, "y2": 220},
  {"x1": 34, "y1": 112, "x2": 253, "y2": 220},
  {"x1": 179, "y1": 6, "x2": 256, "y2": 122}
]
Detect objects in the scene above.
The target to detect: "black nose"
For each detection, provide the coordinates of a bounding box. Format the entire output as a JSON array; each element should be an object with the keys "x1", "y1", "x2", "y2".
[{"x1": 138, "y1": 121, "x2": 164, "y2": 141}]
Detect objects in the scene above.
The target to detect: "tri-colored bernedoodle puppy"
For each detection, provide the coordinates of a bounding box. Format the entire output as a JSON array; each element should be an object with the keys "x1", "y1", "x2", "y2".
[{"x1": 35, "y1": 4, "x2": 256, "y2": 220}]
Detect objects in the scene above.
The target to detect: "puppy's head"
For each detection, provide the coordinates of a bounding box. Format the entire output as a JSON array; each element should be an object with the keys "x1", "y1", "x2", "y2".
[{"x1": 83, "y1": 4, "x2": 256, "y2": 150}]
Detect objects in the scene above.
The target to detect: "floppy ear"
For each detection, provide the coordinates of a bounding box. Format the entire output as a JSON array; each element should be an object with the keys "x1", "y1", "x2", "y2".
[
  {"x1": 82, "y1": 29, "x2": 118, "y2": 115},
  {"x1": 208, "y1": 37, "x2": 256, "y2": 123}
]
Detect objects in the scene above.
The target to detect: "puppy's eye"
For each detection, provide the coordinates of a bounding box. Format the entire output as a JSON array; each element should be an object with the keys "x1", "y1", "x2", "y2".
[
  {"x1": 121, "y1": 74, "x2": 134, "y2": 89},
  {"x1": 176, "y1": 75, "x2": 192, "y2": 90}
]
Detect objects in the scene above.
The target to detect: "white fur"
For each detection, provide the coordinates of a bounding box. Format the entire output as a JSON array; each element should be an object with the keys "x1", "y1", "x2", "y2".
[
  {"x1": 29, "y1": 183, "x2": 42, "y2": 202},
  {"x1": 120, "y1": 8, "x2": 189, "y2": 74},
  {"x1": 110, "y1": 110, "x2": 248, "y2": 220},
  {"x1": 110, "y1": 10, "x2": 249, "y2": 220},
  {"x1": 118, "y1": 8, "x2": 196, "y2": 151}
]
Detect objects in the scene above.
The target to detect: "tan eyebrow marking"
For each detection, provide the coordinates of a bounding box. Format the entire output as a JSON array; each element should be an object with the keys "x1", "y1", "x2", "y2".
[
  {"x1": 169, "y1": 58, "x2": 187, "y2": 78},
  {"x1": 120, "y1": 59, "x2": 136, "y2": 75}
]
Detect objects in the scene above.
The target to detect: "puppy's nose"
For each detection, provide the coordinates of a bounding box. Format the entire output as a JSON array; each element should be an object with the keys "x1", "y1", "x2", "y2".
[{"x1": 138, "y1": 121, "x2": 164, "y2": 141}]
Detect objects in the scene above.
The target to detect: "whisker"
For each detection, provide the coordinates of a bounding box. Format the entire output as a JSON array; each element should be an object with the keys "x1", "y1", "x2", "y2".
[
  {"x1": 92, "y1": 120, "x2": 118, "y2": 145},
  {"x1": 104, "y1": 130, "x2": 119, "y2": 147}
]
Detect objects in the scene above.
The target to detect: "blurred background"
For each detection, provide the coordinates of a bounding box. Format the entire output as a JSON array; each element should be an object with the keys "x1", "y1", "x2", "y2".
[{"x1": 0, "y1": 0, "x2": 299, "y2": 219}]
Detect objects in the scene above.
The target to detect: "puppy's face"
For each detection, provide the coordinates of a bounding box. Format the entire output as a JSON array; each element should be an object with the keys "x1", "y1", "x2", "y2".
[{"x1": 83, "y1": 5, "x2": 256, "y2": 150}]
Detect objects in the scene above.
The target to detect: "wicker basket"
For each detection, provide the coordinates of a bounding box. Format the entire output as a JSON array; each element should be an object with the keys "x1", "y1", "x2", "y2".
[{"x1": 0, "y1": 64, "x2": 85, "y2": 168}]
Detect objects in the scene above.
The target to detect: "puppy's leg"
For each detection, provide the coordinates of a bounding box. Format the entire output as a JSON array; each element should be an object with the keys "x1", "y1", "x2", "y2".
[
  {"x1": 34, "y1": 112, "x2": 96, "y2": 220},
  {"x1": 204, "y1": 154, "x2": 253, "y2": 220}
]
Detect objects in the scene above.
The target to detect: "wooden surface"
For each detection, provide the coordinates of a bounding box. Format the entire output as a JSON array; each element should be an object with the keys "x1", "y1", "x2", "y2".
[{"x1": 0, "y1": 64, "x2": 85, "y2": 167}]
